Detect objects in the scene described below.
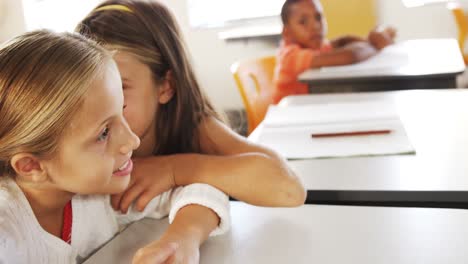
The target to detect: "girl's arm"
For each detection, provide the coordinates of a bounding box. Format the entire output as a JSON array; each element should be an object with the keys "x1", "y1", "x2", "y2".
[
  {"x1": 128, "y1": 183, "x2": 228, "y2": 263},
  {"x1": 329, "y1": 26, "x2": 396, "y2": 56},
  {"x1": 330, "y1": 35, "x2": 366, "y2": 49},
  {"x1": 174, "y1": 117, "x2": 306, "y2": 207},
  {"x1": 112, "y1": 118, "x2": 306, "y2": 212},
  {"x1": 310, "y1": 41, "x2": 377, "y2": 68},
  {"x1": 132, "y1": 204, "x2": 218, "y2": 264}
]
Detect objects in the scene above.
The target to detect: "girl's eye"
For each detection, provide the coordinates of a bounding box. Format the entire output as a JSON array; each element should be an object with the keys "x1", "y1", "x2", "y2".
[
  {"x1": 98, "y1": 127, "x2": 110, "y2": 142},
  {"x1": 315, "y1": 14, "x2": 322, "y2": 21}
]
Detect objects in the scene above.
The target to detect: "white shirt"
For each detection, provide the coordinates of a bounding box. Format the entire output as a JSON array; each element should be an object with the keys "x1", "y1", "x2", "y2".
[{"x1": 0, "y1": 177, "x2": 230, "y2": 264}]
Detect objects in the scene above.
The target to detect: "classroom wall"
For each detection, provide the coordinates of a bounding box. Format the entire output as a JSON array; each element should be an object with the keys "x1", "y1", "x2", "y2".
[
  {"x1": 323, "y1": 0, "x2": 377, "y2": 38},
  {"x1": 376, "y1": 0, "x2": 457, "y2": 40},
  {"x1": 0, "y1": 0, "x2": 26, "y2": 42},
  {"x1": 161, "y1": 0, "x2": 278, "y2": 111},
  {"x1": 0, "y1": 0, "x2": 461, "y2": 110}
]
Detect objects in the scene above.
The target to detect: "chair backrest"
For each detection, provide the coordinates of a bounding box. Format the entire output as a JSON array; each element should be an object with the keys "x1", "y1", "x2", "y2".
[
  {"x1": 448, "y1": 3, "x2": 468, "y2": 64},
  {"x1": 231, "y1": 56, "x2": 276, "y2": 135}
]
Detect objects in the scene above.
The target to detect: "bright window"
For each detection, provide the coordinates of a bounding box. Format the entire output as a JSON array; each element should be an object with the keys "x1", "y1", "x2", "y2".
[
  {"x1": 401, "y1": 0, "x2": 453, "y2": 8},
  {"x1": 22, "y1": 0, "x2": 101, "y2": 31},
  {"x1": 187, "y1": 0, "x2": 285, "y2": 28}
]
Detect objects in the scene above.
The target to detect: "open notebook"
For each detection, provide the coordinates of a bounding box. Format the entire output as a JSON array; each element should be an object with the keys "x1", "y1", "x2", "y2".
[{"x1": 257, "y1": 100, "x2": 415, "y2": 159}]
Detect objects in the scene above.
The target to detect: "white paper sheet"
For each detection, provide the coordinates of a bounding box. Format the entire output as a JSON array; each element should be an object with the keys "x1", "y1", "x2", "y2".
[
  {"x1": 257, "y1": 119, "x2": 415, "y2": 159},
  {"x1": 257, "y1": 100, "x2": 415, "y2": 159}
]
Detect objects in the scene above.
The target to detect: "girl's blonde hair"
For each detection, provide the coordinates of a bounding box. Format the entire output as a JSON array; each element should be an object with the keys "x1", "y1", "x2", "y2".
[
  {"x1": 0, "y1": 30, "x2": 111, "y2": 176},
  {"x1": 77, "y1": 0, "x2": 221, "y2": 155}
]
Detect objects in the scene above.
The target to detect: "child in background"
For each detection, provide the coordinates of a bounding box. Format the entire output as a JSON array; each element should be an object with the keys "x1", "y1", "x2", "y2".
[
  {"x1": 0, "y1": 30, "x2": 229, "y2": 264},
  {"x1": 76, "y1": 0, "x2": 306, "y2": 214},
  {"x1": 274, "y1": 0, "x2": 396, "y2": 103}
]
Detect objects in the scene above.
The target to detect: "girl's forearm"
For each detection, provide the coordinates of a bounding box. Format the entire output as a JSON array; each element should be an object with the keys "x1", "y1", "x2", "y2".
[
  {"x1": 161, "y1": 204, "x2": 219, "y2": 246},
  {"x1": 331, "y1": 35, "x2": 366, "y2": 48},
  {"x1": 133, "y1": 204, "x2": 217, "y2": 263},
  {"x1": 311, "y1": 41, "x2": 377, "y2": 68},
  {"x1": 345, "y1": 41, "x2": 377, "y2": 62},
  {"x1": 169, "y1": 153, "x2": 306, "y2": 207}
]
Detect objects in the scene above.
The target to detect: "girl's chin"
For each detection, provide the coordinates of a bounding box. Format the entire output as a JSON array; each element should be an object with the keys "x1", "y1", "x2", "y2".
[{"x1": 106, "y1": 177, "x2": 131, "y2": 194}]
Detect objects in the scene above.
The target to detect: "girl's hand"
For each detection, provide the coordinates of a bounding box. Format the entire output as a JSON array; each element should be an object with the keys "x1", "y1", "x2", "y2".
[
  {"x1": 133, "y1": 240, "x2": 200, "y2": 264},
  {"x1": 111, "y1": 156, "x2": 176, "y2": 213},
  {"x1": 368, "y1": 26, "x2": 396, "y2": 50},
  {"x1": 382, "y1": 26, "x2": 397, "y2": 40},
  {"x1": 132, "y1": 242, "x2": 178, "y2": 264}
]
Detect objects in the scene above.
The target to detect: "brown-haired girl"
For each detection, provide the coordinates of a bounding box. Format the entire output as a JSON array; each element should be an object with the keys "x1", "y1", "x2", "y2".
[{"x1": 76, "y1": 0, "x2": 306, "y2": 215}]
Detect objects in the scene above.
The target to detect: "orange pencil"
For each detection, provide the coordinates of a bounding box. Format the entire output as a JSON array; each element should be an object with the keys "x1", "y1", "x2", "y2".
[{"x1": 311, "y1": 129, "x2": 391, "y2": 138}]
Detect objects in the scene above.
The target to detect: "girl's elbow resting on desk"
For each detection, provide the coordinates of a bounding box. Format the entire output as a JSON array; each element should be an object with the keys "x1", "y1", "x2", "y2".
[
  {"x1": 276, "y1": 183, "x2": 307, "y2": 207},
  {"x1": 281, "y1": 172, "x2": 307, "y2": 207},
  {"x1": 256, "y1": 153, "x2": 307, "y2": 207}
]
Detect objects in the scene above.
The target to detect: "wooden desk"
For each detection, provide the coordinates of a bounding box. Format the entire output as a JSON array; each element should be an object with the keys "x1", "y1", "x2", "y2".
[
  {"x1": 84, "y1": 202, "x2": 468, "y2": 264},
  {"x1": 250, "y1": 90, "x2": 468, "y2": 207},
  {"x1": 298, "y1": 39, "x2": 465, "y2": 93}
]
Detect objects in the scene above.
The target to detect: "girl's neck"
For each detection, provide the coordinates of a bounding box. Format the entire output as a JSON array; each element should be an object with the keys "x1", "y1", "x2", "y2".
[{"x1": 16, "y1": 180, "x2": 73, "y2": 237}]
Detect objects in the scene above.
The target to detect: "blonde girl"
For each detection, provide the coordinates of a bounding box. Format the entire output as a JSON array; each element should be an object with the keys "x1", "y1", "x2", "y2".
[{"x1": 0, "y1": 30, "x2": 229, "y2": 264}]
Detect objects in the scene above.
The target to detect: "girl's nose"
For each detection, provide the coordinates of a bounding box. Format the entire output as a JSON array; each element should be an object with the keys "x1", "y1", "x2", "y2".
[{"x1": 119, "y1": 120, "x2": 140, "y2": 155}]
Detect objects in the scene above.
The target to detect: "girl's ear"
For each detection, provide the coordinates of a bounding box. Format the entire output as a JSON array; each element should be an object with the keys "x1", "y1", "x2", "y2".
[
  {"x1": 158, "y1": 70, "x2": 175, "y2": 104},
  {"x1": 10, "y1": 154, "x2": 48, "y2": 183}
]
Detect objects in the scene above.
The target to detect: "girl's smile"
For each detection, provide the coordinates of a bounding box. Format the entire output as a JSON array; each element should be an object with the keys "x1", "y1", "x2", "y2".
[{"x1": 113, "y1": 159, "x2": 134, "y2": 177}]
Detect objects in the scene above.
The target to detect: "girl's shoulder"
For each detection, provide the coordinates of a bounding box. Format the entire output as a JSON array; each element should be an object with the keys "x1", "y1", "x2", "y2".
[
  {"x1": 70, "y1": 194, "x2": 122, "y2": 259},
  {"x1": 0, "y1": 177, "x2": 30, "y2": 261},
  {"x1": 0, "y1": 177, "x2": 23, "y2": 218}
]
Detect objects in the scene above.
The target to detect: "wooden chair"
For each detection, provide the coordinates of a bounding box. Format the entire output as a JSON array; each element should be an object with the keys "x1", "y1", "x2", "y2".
[
  {"x1": 231, "y1": 56, "x2": 276, "y2": 135},
  {"x1": 448, "y1": 2, "x2": 468, "y2": 64}
]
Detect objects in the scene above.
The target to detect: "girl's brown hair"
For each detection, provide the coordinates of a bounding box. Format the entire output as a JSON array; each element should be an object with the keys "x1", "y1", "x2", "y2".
[
  {"x1": 0, "y1": 30, "x2": 111, "y2": 176},
  {"x1": 76, "y1": 0, "x2": 220, "y2": 155}
]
